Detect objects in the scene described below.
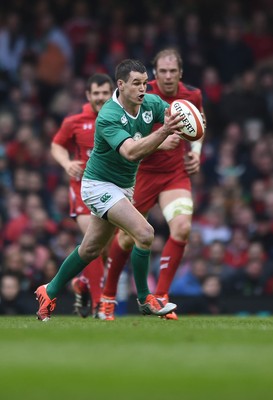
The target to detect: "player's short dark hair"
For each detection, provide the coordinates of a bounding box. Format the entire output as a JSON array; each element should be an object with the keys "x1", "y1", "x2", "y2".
[
  {"x1": 115, "y1": 59, "x2": 147, "y2": 82},
  {"x1": 152, "y1": 48, "x2": 183, "y2": 70},
  {"x1": 86, "y1": 73, "x2": 115, "y2": 92}
]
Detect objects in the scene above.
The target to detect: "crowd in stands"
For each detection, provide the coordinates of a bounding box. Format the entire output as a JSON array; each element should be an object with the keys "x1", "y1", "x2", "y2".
[{"x1": 1, "y1": 0, "x2": 273, "y2": 315}]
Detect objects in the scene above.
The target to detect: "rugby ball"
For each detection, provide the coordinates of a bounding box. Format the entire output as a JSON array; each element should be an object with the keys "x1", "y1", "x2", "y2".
[{"x1": 170, "y1": 99, "x2": 204, "y2": 142}]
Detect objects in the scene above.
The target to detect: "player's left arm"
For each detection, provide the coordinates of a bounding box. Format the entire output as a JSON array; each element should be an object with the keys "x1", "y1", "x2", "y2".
[
  {"x1": 185, "y1": 106, "x2": 206, "y2": 175},
  {"x1": 157, "y1": 134, "x2": 181, "y2": 150}
]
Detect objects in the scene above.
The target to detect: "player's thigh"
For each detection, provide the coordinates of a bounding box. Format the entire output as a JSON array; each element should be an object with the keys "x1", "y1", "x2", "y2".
[
  {"x1": 81, "y1": 214, "x2": 116, "y2": 253},
  {"x1": 76, "y1": 214, "x2": 91, "y2": 234},
  {"x1": 107, "y1": 198, "x2": 154, "y2": 245}
]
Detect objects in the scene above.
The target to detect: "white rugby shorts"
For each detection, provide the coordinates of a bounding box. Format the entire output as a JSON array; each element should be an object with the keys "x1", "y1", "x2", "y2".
[{"x1": 81, "y1": 179, "x2": 134, "y2": 218}]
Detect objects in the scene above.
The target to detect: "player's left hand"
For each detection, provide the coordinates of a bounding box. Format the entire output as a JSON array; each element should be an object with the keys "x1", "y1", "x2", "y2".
[{"x1": 184, "y1": 151, "x2": 200, "y2": 175}]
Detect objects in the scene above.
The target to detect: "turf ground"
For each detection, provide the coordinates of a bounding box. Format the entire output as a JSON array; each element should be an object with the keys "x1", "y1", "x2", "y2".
[{"x1": 0, "y1": 316, "x2": 273, "y2": 400}]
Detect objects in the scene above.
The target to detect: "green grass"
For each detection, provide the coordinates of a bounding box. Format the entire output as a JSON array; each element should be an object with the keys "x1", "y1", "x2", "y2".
[{"x1": 1, "y1": 316, "x2": 273, "y2": 400}]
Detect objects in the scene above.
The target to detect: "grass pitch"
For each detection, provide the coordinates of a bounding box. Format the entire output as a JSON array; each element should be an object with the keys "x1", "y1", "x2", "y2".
[{"x1": 0, "y1": 316, "x2": 273, "y2": 400}]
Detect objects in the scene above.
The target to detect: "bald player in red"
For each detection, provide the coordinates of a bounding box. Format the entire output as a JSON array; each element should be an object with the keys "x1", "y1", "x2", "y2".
[
  {"x1": 51, "y1": 73, "x2": 114, "y2": 317},
  {"x1": 98, "y1": 48, "x2": 205, "y2": 320}
]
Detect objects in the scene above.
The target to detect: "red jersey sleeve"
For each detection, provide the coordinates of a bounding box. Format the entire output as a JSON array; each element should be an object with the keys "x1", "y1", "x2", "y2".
[{"x1": 52, "y1": 117, "x2": 75, "y2": 149}]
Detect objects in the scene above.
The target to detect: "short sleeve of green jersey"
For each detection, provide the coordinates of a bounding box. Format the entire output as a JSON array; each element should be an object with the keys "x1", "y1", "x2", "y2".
[{"x1": 96, "y1": 115, "x2": 130, "y2": 151}]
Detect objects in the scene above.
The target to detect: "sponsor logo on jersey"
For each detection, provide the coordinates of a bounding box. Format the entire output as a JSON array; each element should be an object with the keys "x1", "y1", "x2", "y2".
[
  {"x1": 83, "y1": 123, "x2": 93, "y2": 130},
  {"x1": 76, "y1": 206, "x2": 84, "y2": 213},
  {"x1": 133, "y1": 132, "x2": 142, "y2": 141},
  {"x1": 142, "y1": 110, "x2": 153, "y2": 124},
  {"x1": 100, "y1": 193, "x2": 112, "y2": 203},
  {"x1": 121, "y1": 114, "x2": 128, "y2": 125}
]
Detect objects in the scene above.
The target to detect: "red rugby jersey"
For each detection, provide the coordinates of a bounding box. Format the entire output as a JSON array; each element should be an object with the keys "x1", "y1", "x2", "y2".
[
  {"x1": 139, "y1": 80, "x2": 203, "y2": 173},
  {"x1": 52, "y1": 103, "x2": 96, "y2": 167}
]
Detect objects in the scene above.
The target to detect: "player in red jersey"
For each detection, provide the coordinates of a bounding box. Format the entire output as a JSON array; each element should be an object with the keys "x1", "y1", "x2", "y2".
[
  {"x1": 98, "y1": 48, "x2": 205, "y2": 320},
  {"x1": 51, "y1": 73, "x2": 114, "y2": 317}
]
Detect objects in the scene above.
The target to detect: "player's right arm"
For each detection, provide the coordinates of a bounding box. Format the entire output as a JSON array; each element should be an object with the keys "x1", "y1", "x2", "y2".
[
  {"x1": 119, "y1": 109, "x2": 183, "y2": 162},
  {"x1": 51, "y1": 142, "x2": 84, "y2": 179}
]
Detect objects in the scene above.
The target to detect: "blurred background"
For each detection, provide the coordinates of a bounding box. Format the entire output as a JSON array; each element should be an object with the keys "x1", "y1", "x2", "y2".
[{"x1": 1, "y1": 0, "x2": 273, "y2": 316}]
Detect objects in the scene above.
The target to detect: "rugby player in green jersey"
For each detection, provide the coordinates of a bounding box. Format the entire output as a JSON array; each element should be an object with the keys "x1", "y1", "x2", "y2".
[{"x1": 35, "y1": 59, "x2": 183, "y2": 321}]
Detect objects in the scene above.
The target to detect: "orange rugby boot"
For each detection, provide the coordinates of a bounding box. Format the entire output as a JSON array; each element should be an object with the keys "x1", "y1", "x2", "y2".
[
  {"x1": 137, "y1": 294, "x2": 177, "y2": 316},
  {"x1": 97, "y1": 296, "x2": 117, "y2": 321},
  {"x1": 156, "y1": 294, "x2": 179, "y2": 320},
  {"x1": 35, "y1": 284, "x2": 57, "y2": 322}
]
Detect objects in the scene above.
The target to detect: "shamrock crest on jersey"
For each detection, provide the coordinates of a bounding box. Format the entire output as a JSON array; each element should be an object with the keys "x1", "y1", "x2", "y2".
[
  {"x1": 142, "y1": 110, "x2": 153, "y2": 124},
  {"x1": 133, "y1": 132, "x2": 142, "y2": 141},
  {"x1": 121, "y1": 114, "x2": 128, "y2": 125}
]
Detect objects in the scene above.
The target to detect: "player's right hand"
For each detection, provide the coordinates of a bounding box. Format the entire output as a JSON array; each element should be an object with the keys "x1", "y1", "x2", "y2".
[{"x1": 162, "y1": 109, "x2": 183, "y2": 136}]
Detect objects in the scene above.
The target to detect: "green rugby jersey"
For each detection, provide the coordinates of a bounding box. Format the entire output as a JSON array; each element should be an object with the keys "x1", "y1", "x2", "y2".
[{"x1": 83, "y1": 90, "x2": 169, "y2": 188}]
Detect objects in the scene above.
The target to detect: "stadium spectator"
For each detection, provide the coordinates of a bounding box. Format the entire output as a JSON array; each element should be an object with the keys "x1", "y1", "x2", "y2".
[
  {"x1": 32, "y1": 11, "x2": 73, "y2": 106},
  {"x1": 224, "y1": 229, "x2": 249, "y2": 270},
  {"x1": 195, "y1": 206, "x2": 232, "y2": 245},
  {"x1": 5, "y1": 124, "x2": 36, "y2": 170},
  {"x1": 242, "y1": 10, "x2": 273, "y2": 65},
  {"x1": 225, "y1": 258, "x2": 273, "y2": 296},
  {"x1": 171, "y1": 270, "x2": 223, "y2": 315},
  {"x1": 179, "y1": 12, "x2": 207, "y2": 87},
  {"x1": 170, "y1": 257, "x2": 208, "y2": 296},
  {"x1": 0, "y1": 272, "x2": 31, "y2": 315},
  {"x1": 0, "y1": 146, "x2": 12, "y2": 192},
  {"x1": 200, "y1": 274, "x2": 223, "y2": 315},
  {"x1": 3, "y1": 193, "x2": 57, "y2": 244},
  {"x1": 49, "y1": 228, "x2": 79, "y2": 264},
  {"x1": 204, "y1": 240, "x2": 234, "y2": 285},
  {"x1": 64, "y1": 0, "x2": 96, "y2": 52},
  {"x1": 258, "y1": 67, "x2": 273, "y2": 127},
  {"x1": 208, "y1": 18, "x2": 254, "y2": 86},
  {"x1": 218, "y1": 69, "x2": 272, "y2": 130},
  {"x1": 0, "y1": 111, "x2": 16, "y2": 146},
  {"x1": 183, "y1": 228, "x2": 205, "y2": 262},
  {"x1": 0, "y1": 12, "x2": 27, "y2": 82}
]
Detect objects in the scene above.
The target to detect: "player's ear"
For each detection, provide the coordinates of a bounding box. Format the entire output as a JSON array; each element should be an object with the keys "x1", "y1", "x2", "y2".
[
  {"x1": 117, "y1": 79, "x2": 124, "y2": 90},
  {"x1": 85, "y1": 90, "x2": 91, "y2": 101}
]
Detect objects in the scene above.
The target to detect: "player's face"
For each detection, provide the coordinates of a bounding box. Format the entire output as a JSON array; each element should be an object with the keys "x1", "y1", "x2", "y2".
[
  {"x1": 118, "y1": 71, "x2": 148, "y2": 114},
  {"x1": 154, "y1": 55, "x2": 182, "y2": 96},
  {"x1": 86, "y1": 82, "x2": 113, "y2": 113}
]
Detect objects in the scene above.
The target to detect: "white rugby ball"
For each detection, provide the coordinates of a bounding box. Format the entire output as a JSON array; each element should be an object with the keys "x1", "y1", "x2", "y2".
[{"x1": 170, "y1": 99, "x2": 204, "y2": 142}]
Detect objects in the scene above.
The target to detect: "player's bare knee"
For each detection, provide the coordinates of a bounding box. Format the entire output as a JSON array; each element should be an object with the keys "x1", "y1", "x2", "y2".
[
  {"x1": 78, "y1": 243, "x2": 100, "y2": 262},
  {"x1": 136, "y1": 224, "x2": 154, "y2": 247},
  {"x1": 171, "y1": 219, "x2": 191, "y2": 241}
]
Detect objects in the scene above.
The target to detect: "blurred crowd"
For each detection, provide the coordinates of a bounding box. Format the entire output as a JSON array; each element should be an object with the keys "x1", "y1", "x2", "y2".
[{"x1": 1, "y1": 0, "x2": 273, "y2": 315}]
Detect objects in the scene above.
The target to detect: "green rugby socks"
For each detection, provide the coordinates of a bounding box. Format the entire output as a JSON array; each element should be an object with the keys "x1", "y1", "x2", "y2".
[
  {"x1": 131, "y1": 245, "x2": 151, "y2": 303},
  {"x1": 47, "y1": 246, "x2": 87, "y2": 299}
]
